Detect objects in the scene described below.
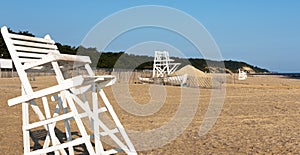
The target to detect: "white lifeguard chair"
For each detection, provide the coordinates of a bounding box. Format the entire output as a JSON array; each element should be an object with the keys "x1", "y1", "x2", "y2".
[
  {"x1": 152, "y1": 51, "x2": 180, "y2": 78},
  {"x1": 1, "y1": 26, "x2": 136, "y2": 155},
  {"x1": 238, "y1": 68, "x2": 247, "y2": 80}
]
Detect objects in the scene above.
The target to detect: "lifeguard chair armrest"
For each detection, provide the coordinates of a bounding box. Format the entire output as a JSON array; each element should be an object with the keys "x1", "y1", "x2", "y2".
[
  {"x1": 8, "y1": 75, "x2": 85, "y2": 106},
  {"x1": 70, "y1": 75, "x2": 116, "y2": 95},
  {"x1": 23, "y1": 52, "x2": 91, "y2": 70}
]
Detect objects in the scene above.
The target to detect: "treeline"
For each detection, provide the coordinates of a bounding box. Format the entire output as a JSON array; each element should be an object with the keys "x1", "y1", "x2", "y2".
[{"x1": 0, "y1": 28, "x2": 269, "y2": 73}]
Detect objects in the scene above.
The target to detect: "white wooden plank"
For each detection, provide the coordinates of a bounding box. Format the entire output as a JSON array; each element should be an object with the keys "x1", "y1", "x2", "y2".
[
  {"x1": 8, "y1": 76, "x2": 84, "y2": 106},
  {"x1": 70, "y1": 85, "x2": 91, "y2": 95},
  {"x1": 22, "y1": 53, "x2": 91, "y2": 70},
  {"x1": 49, "y1": 94, "x2": 74, "y2": 155},
  {"x1": 51, "y1": 53, "x2": 91, "y2": 63},
  {"x1": 26, "y1": 137, "x2": 87, "y2": 155},
  {"x1": 1, "y1": 27, "x2": 34, "y2": 95},
  {"x1": 29, "y1": 100, "x2": 48, "y2": 127},
  {"x1": 92, "y1": 83, "x2": 104, "y2": 154},
  {"x1": 9, "y1": 33, "x2": 55, "y2": 44},
  {"x1": 58, "y1": 95, "x2": 75, "y2": 154},
  {"x1": 78, "y1": 107, "x2": 107, "y2": 118},
  {"x1": 15, "y1": 46, "x2": 58, "y2": 54},
  {"x1": 21, "y1": 86, "x2": 31, "y2": 153},
  {"x1": 42, "y1": 97, "x2": 67, "y2": 155},
  {"x1": 24, "y1": 112, "x2": 74, "y2": 130},
  {"x1": 43, "y1": 135, "x2": 51, "y2": 154},
  {"x1": 19, "y1": 58, "x2": 39, "y2": 63},
  {"x1": 72, "y1": 89, "x2": 131, "y2": 154},
  {"x1": 22, "y1": 103, "x2": 30, "y2": 153},
  {"x1": 12, "y1": 40, "x2": 57, "y2": 49},
  {"x1": 85, "y1": 64, "x2": 95, "y2": 76},
  {"x1": 16, "y1": 52, "x2": 46, "y2": 59},
  {"x1": 62, "y1": 91, "x2": 96, "y2": 155},
  {"x1": 99, "y1": 128, "x2": 119, "y2": 136},
  {"x1": 22, "y1": 56, "x2": 55, "y2": 70},
  {"x1": 99, "y1": 89, "x2": 137, "y2": 154},
  {"x1": 49, "y1": 61, "x2": 76, "y2": 154}
]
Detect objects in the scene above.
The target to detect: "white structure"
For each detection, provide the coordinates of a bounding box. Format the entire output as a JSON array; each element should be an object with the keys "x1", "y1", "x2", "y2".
[
  {"x1": 152, "y1": 50, "x2": 180, "y2": 78},
  {"x1": 238, "y1": 68, "x2": 247, "y2": 80},
  {"x1": 1, "y1": 26, "x2": 136, "y2": 155},
  {"x1": 0, "y1": 58, "x2": 13, "y2": 78},
  {"x1": 0, "y1": 58, "x2": 12, "y2": 69}
]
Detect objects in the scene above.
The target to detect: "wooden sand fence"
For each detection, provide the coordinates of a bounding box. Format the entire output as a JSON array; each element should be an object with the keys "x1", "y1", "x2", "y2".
[
  {"x1": 68, "y1": 68, "x2": 142, "y2": 84},
  {"x1": 0, "y1": 68, "x2": 141, "y2": 83},
  {"x1": 0, "y1": 70, "x2": 16, "y2": 78},
  {"x1": 111, "y1": 69, "x2": 142, "y2": 84},
  {"x1": 95, "y1": 69, "x2": 225, "y2": 88},
  {"x1": 1, "y1": 68, "x2": 225, "y2": 89},
  {"x1": 185, "y1": 75, "x2": 224, "y2": 89},
  {"x1": 0, "y1": 70, "x2": 55, "y2": 78}
]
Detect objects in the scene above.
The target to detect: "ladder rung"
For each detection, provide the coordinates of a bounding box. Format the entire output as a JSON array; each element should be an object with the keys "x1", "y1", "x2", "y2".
[
  {"x1": 78, "y1": 107, "x2": 107, "y2": 118},
  {"x1": 100, "y1": 128, "x2": 119, "y2": 136},
  {"x1": 90, "y1": 128, "x2": 119, "y2": 139},
  {"x1": 24, "y1": 112, "x2": 74, "y2": 130},
  {"x1": 26, "y1": 137, "x2": 88, "y2": 155}
]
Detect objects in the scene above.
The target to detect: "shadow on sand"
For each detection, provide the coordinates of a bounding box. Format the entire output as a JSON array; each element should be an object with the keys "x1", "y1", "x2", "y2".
[{"x1": 30, "y1": 128, "x2": 92, "y2": 155}]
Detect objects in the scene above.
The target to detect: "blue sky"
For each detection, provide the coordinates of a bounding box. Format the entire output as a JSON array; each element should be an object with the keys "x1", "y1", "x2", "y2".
[{"x1": 0, "y1": 1, "x2": 299, "y2": 72}]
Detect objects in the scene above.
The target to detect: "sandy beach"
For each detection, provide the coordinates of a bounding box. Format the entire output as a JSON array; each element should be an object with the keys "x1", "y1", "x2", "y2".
[{"x1": 1, "y1": 75, "x2": 300, "y2": 154}]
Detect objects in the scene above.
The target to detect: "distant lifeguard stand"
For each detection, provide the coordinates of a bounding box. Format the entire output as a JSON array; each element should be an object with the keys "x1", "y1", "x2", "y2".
[
  {"x1": 152, "y1": 51, "x2": 180, "y2": 78},
  {"x1": 238, "y1": 68, "x2": 247, "y2": 80}
]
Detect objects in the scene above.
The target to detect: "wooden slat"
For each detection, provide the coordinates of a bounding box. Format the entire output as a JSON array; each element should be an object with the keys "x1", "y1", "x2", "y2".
[
  {"x1": 15, "y1": 46, "x2": 59, "y2": 54},
  {"x1": 12, "y1": 40, "x2": 57, "y2": 49},
  {"x1": 27, "y1": 137, "x2": 87, "y2": 155},
  {"x1": 8, "y1": 76, "x2": 84, "y2": 106},
  {"x1": 22, "y1": 53, "x2": 91, "y2": 70},
  {"x1": 24, "y1": 112, "x2": 74, "y2": 130},
  {"x1": 100, "y1": 128, "x2": 119, "y2": 136},
  {"x1": 16, "y1": 52, "x2": 46, "y2": 59},
  {"x1": 18, "y1": 58, "x2": 39, "y2": 63},
  {"x1": 51, "y1": 53, "x2": 91, "y2": 63},
  {"x1": 78, "y1": 107, "x2": 107, "y2": 118},
  {"x1": 9, "y1": 33, "x2": 55, "y2": 44},
  {"x1": 98, "y1": 89, "x2": 137, "y2": 154}
]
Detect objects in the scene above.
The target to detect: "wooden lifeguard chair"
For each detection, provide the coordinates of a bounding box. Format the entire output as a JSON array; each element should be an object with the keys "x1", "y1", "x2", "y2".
[
  {"x1": 152, "y1": 51, "x2": 180, "y2": 78},
  {"x1": 1, "y1": 26, "x2": 136, "y2": 155}
]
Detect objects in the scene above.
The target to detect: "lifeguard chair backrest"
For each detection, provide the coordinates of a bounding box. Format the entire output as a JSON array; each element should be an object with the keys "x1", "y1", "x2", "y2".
[{"x1": 1, "y1": 26, "x2": 59, "y2": 94}]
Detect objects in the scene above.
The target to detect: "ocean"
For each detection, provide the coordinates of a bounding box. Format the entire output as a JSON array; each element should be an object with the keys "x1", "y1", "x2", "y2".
[{"x1": 252, "y1": 73, "x2": 300, "y2": 79}]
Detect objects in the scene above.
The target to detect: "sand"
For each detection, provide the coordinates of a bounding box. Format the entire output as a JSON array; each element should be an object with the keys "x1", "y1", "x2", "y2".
[
  {"x1": 174, "y1": 65, "x2": 208, "y2": 77},
  {"x1": 1, "y1": 75, "x2": 300, "y2": 154}
]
